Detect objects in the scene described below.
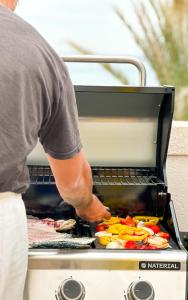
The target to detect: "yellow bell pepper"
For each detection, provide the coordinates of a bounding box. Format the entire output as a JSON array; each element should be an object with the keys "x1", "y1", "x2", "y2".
[
  {"x1": 119, "y1": 227, "x2": 149, "y2": 242},
  {"x1": 119, "y1": 233, "x2": 148, "y2": 242},
  {"x1": 101, "y1": 216, "x2": 120, "y2": 225},
  {"x1": 133, "y1": 216, "x2": 159, "y2": 226},
  {"x1": 107, "y1": 224, "x2": 129, "y2": 235},
  {"x1": 98, "y1": 235, "x2": 119, "y2": 246}
]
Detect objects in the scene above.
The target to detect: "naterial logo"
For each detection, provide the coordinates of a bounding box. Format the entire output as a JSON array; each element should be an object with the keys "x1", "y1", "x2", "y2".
[{"x1": 139, "y1": 261, "x2": 181, "y2": 271}]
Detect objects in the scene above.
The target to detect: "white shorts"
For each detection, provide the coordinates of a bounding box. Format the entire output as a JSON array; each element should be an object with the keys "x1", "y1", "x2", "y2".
[{"x1": 0, "y1": 192, "x2": 28, "y2": 300}]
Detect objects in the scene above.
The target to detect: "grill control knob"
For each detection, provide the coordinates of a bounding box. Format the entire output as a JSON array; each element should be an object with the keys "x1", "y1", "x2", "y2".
[
  {"x1": 56, "y1": 279, "x2": 85, "y2": 300},
  {"x1": 127, "y1": 281, "x2": 154, "y2": 300}
]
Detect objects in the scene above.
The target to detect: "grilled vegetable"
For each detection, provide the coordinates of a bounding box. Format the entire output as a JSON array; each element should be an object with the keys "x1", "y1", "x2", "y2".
[
  {"x1": 145, "y1": 236, "x2": 169, "y2": 249},
  {"x1": 107, "y1": 224, "x2": 129, "y2": 235},
  {"x1": 133, "y1": 216, "x2": 159, "y2": 226},
  {"x1": 146, "y1": 225, "x2": 160, "y2": 234},
  {"x1": 119, "y1": 227, "x2": 149, "y2": 241},
  {"x1": 156, "y1": 231, "x2": 170, "y2": 240},
  {"x1": 106, "y1": 240, "x2": 125, "y2": 249},
  {"x1": 124, "y1": 241, "x2": 137, "y2": 249},
  {"x1": 120, "y1": 216, "x2": 135, "y2": 227},
  {"x1": 101, "y1": 216, "x2": 120, "y2": 225},
  {"x1": 96, "y1": 225, "x2": 106, "y2": 232},
  {"x1": 142, "y1": 227, "x2": 154, "y2": 236},
  {"x1": 98, "y1": 235, "x2": 119, "y2": 246},
  {"x1": 95, "y1": 231, "x2": 112, "y2": 237}
]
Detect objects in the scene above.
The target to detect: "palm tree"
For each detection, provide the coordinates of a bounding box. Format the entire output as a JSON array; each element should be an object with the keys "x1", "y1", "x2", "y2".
[
  {"x1": 70, "y1": 0, "x2": 188, "y2": 119},
  {"x1": 114, "y1": 0, "x2": 188, "y2": 119}
]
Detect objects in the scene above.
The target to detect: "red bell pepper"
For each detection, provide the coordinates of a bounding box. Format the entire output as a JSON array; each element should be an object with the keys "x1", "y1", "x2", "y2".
[
  {"x1": 96, "y1": 225, "x2": 105, "y2": 232},
  {"x1": 157, "y1": 231, "x2": 170, "y2": 240},
  {"x1": 146, "y1": 225, "x2": 160, "y2": 234},
  {"x1": 124, "y1": 241, "x2": 137, "y2": 249},
  {"x1": 120, "y1": 216, "x2": 135, "y2": 227}
]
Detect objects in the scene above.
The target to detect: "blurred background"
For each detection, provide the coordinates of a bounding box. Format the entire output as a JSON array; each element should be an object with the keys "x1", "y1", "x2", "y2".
[{"x1": 16, "y1": 0, "x2": 188, "y2": 120}]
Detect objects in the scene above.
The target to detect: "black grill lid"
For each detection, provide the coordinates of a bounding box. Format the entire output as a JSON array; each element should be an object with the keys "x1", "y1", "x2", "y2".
[{"x1": 75, "y1": 85, "x2": 174, "y2": 183}]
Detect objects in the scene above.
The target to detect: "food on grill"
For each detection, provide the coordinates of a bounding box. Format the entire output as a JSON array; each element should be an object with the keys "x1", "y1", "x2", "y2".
[
  {"x1": 133, "y1": 216, "x2": 159, "y2": 226},
  {"x1": 119, "y1": 227, "x2": 149, "y2": 242},
  {"x1": 102, "y1": 216, "x2": 120, "y2": 225},
  {"x1": 55, "y1": 219, "x2": 76, "y2": 231},
  {"x1": 145, "y1": 236, "x2": 169, "y2": 249},
  {"x1": 106, "y1": 240, "x2": 125, "y2": 249},
  {"x1": 27, "y1": 216, "x2": 76, "y2": 232},
  {"x1": 28, "y1": 225, "x2": 71, "y2": 247},
  {"x1": 31, "y1": 241, "x2": 92, "y2": 249},
  {"x1": 120, "y1": 216, "x2": 135, "y2": 227},
  {"x1": 145, "y1": 225, "x2": 160, "y2": 234},
  {"x1": 30, "y1": 236, "x2": 96, "y2": 249},
  {"x1": 96, "y1": 215, "x2": 170, "y2": 250},
  {"x1": 28, "y1": 216, "x2": 94, "y2": 249},
  {"x1": 107, "y1": 224, "x2": 130, "y2": 235},
  {"x1": 96, "y1": 224, "x2": 109, "y2": 232},
  {"x1": 140, "y1": 227, "x2": 155, "y2": 236},
  {"x1": 98, "y1": 235, "x2": 119, "y2": 246},
  {"x1": 156, "y1": 231, "x2": 170, "y2": 240}
]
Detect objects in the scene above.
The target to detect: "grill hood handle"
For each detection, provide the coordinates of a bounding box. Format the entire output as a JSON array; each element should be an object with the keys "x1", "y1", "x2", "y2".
[{"x1": 62, "y1": 55, "x2": 146, "y2": 87}]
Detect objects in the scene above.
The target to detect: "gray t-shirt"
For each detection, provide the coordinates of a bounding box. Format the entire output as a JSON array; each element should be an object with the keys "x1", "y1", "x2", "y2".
[{"x1": 0, "y1": 6, "x2": 82, "y2": 193}]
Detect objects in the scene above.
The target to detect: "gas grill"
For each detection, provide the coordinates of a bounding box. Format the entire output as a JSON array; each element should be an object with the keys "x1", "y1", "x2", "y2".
[{"x1": 23, "y1": 56, "x2": 188, "y2": 300}]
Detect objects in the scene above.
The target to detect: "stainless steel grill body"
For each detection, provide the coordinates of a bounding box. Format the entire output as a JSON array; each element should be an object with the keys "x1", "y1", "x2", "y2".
[{"x1": 25, "y1": 250, "x2": 187, "y2": 300}]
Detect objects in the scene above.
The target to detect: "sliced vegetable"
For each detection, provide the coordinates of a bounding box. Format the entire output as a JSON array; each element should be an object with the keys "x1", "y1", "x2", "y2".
[
  {"x1": 119, "y1": 227, "x2": 149, "y2": 241},
  {"x1": 133, "y1": 216, "x2": 159, "y2": 226},
  {"x1": 96, "y1": 225, "x2": 105, "y2": 232},
  {"x1": 95, "y1": 231, "x2": 112, "y2": 237},
  {"x1": 98, "y1": 235, "x2": 119, "y2": 246},
  {"x1": 106, "y1": 240, "x2": 124, "y2": 249},
  {"x1": 120, "y1": 216, "x2": 135, "y2": 227},
  {"x1": 142, "y1": 227, "x2": 154, "y2": 236},
  {"x1": 107, "y1": 224, "x2": 129, "y2": 235},
  {"x1": 156, "y1": 232, "x2": 170, "y2": 240},
  {"x1": 124, "y1": 241, "x2": 137, "y2": 249},
  {"x1": 101, "y1": 216, "x2": 120, "y2": 225},
  {"x1": 145, "y1": 236, "x2": 169, "y2": 249},
  {"x1": 146, "y1": 225, "x2": 160, "y2": 234}
]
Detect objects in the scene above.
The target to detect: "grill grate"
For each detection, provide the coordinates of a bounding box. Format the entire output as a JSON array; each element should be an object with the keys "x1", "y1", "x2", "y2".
[
  {"x1": 92, "y1": 167, "x2": 161, "y2": 185},
  {"x1": 28, "y1": 166, "x2": 163, "y2": 186},
  {"x1": 28, "y1": 166, "x2": 55, "y2": 185}
]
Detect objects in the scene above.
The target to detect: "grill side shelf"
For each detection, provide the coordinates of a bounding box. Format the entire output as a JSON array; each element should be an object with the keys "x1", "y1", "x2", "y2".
[{"x1": 28, "y1": 166, "x2": 164, "y2": 186}]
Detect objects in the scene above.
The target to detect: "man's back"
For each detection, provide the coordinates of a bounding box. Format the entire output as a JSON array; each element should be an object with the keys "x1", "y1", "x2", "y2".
[{"x1": 0, "y1": 5, "x2": 80, "y2": 193}]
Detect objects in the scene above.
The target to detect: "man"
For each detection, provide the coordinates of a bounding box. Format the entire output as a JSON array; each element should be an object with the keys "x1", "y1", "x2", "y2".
[{"x1": 0, "y1": 1, "x2": 111, "y2": 299}]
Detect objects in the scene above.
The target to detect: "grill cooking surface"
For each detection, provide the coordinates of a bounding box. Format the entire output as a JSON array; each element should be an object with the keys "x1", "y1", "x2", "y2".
[
  {"x1": 26, "y1": 165, "x2": 179, "y2": 251},
  {"x1": 30, "y1": 217, "x2": 178, "y2": 250},
  {"x1": 28, "y1": 166, "x2": 163, "y2": 186},
  {"x1": 27, "y1": 217, "x2": 179, "y2": 251}
]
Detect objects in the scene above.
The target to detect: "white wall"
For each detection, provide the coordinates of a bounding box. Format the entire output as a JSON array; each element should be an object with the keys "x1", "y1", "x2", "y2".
[{"x1": 167, "y1": 121, "x2": 188, "y2": 232}]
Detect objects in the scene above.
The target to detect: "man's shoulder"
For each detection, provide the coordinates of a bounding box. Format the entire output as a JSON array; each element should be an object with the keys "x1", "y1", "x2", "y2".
[
  {"x1": 0, "y1": 6, "x2": 54, "y2": 54},
  {"x1": 0, "y1": 7, "x2": 63, "y2": 70}
]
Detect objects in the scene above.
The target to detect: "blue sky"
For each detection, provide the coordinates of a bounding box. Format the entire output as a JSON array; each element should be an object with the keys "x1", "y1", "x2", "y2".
[{"x1": 16, "y1": 0, "x2": 158, "y2": 85}]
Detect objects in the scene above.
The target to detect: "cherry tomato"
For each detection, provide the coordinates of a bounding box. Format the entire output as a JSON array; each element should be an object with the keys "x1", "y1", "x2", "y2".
[
  {"x1": 124, "y1": 241, "x2": 137, "y2": 249},
  {"x1": 146, "y1": 225, "x2": 160, "y2": 234},
  {"x1": 96, "y1": 225, "x2": 105, "y2": 232},
  {"x1": 157, "y1": 232, "x2": 170, "y2": 240},
  {"x1": 120, "y1": 216, "x2": 135, "y2": 227}
]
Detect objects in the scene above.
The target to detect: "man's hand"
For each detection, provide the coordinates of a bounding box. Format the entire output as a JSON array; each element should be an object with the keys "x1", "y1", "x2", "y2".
[{"x1": 75, "y1": 194, "x2": 111, "y2": 222}]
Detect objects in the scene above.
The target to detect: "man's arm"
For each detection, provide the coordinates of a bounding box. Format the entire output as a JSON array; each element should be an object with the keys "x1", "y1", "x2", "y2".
[{"x1": 47, "y1": 149, "x2": 111, "y2": 222}]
